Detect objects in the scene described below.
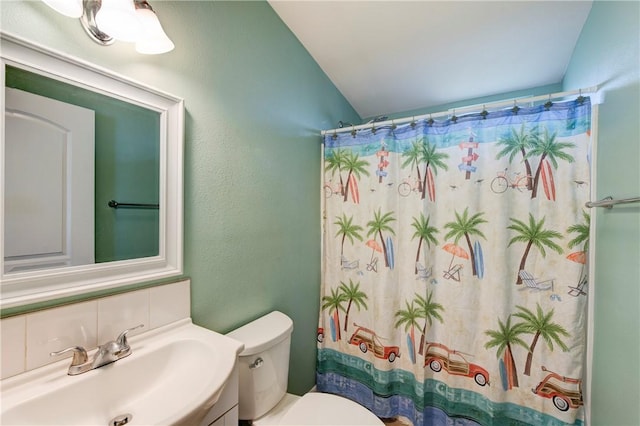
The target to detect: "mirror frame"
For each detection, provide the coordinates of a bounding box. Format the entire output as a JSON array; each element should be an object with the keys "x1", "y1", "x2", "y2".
[{"x1": 0, "y1": 32, "x2": 184, "y2": 309}]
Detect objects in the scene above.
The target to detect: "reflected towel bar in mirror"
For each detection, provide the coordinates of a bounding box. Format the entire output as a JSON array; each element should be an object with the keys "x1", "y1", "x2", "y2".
[{"x1": 108, "y1": 200, "x2": 159, "y2": 209}]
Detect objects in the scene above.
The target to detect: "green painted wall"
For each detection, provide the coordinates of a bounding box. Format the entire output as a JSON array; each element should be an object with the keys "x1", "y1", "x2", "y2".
[
  {"x1": 1, "y1": 0, "x2": 359, "y2": 395},
  {"x1": 562, "y1": 2, "x2": 640, "y2": 425},
  {"x1": 5, "y1": 66, "x2": 160, "y2": 263}
]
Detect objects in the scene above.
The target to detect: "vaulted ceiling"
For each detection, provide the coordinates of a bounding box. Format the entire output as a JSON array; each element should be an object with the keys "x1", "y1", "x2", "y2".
[{"x1": 269, "y1": 1, "x2": 593, "y2": 119}]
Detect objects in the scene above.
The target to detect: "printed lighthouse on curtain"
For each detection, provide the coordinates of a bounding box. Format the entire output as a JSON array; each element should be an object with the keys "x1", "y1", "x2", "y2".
[{"x1": 318, "y1": 98, "x2": 591, "y2": 426}]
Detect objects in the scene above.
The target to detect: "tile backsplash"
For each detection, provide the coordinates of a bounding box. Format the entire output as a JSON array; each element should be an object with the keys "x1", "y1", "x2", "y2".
[
  {"x1": 0, "y1": 279, "x2": 190, "y2": 379},
  {"x1": 26, "y1": 300, "x2": 99, "y2": 371},
  {"x1": 0, "y1": 315, "x2": 25, "y2": 379}
]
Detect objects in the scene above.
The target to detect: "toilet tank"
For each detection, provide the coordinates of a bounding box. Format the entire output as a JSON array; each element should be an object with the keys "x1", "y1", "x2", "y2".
[{"x1": 226, "y1": 311, "x2": 294, "y2": 420}]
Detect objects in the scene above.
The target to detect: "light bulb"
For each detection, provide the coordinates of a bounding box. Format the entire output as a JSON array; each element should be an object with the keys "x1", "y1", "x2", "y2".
[
  {"x1": 42, "y1": 0, "x2": 83, "y2": 18},
  {"x1": 134, "y1": 8, "x2": 174, "y2": 54},
  {"x1": 95, "y1": 0, "x2": 142, "y2": 42}
]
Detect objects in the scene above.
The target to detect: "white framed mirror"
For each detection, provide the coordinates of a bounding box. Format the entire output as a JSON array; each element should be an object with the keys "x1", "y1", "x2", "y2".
[{"x1": 1, "y1": 32, "x2": 184, "y2": 309}]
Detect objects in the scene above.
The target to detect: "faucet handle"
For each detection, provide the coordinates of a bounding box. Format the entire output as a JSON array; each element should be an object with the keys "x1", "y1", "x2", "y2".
[
  {"x1": 50, "y1": 346, "x2": 89, "y2": 366},
  {"x1": 115, "y1": 324, "x2": 144, "y2": 348}
]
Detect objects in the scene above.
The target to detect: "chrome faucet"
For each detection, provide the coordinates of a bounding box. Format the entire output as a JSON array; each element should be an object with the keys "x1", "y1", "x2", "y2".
[{"x1": 50, "y1": 324, "x2": 144, "y2": 375}]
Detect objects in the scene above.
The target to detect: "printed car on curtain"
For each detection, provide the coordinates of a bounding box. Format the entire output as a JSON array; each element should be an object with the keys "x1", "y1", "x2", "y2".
[
  {"x1": 532, "y1": 366, "x2": 584, "y2": 412},
  {"x1": 424, "y1": 342, "x2": 490, "y2": 387},
  {"x1": 349, "y1": 325, "x2": 400, "y2": 362}
]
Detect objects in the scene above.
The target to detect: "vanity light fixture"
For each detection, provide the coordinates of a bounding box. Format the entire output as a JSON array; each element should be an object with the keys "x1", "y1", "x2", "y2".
[
  {"x1": 42, "y1": 0, "x2": 84, "y2": 18},
  {"x1": 42, "y1": 0, "x2": 174, "y2": 54}
]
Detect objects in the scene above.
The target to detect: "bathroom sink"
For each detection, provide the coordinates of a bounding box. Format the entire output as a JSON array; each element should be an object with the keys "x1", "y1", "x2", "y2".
[{"x1": 1, "y1": 319, "x2": 244, "y2": 425}]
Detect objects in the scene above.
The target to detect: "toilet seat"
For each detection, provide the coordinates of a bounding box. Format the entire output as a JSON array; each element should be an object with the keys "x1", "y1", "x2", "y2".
[{"x1": 280, "y1": 393, "x2": 384, "y2": 425}]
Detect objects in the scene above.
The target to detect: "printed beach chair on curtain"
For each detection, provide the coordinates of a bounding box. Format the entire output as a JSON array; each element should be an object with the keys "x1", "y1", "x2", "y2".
[{"x1": 519, "y1": 270, "x2": 554, "y2": 291}]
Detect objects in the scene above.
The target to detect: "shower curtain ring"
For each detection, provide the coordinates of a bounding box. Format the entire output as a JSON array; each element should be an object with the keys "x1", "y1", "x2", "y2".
[
  {"x1": 351, "y1": 126, "x2": 357, "y2": 138},
  {"x1": 480, "y1": 105, "x2": 488, "y2": 119},
  {"x1": 512, "y1": 100, "x2": 520, "y2": 115},
  {"x1": 410, "y1": 116, "x2": 416, "y2": 128}
]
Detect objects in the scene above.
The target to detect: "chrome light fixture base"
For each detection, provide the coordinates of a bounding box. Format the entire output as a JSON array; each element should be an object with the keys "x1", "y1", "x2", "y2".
[
  {"x1": 44, "y1": 0, "x2": 173, "y2": 53},
  {"x1": 80, "y1": 0, "x2": 114, "y2": 46}
]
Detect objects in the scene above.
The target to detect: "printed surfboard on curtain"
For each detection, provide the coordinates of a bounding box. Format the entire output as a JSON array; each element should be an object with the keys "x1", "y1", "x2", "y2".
[
  {"x1": 348, "y1": 174, "x2": 360, "y2": 204},
  {"x1": 407, "y1": 334, "x2": 416, "y2": 364},
  {"x1": 502, "y1": 350, "x2": 515, "y2": 390},
  {"x1": 330, "y1": 314, "x2": 337, "y2": 342},
  {"x1": 386, "y1": 236, "x2": 395, "y2": 269},
  {"x1": 474, "y1": 241, "x2": 485, "y2": 279},
  {"x1": 499, "y1": 358, "x2": 509, "y2": 391},
  {"x1": 540, "y1": 159, "x2": 556, "y2": 201},
  {"x1": 426, "y1": 167, "x2": 436, "y2": 201}
]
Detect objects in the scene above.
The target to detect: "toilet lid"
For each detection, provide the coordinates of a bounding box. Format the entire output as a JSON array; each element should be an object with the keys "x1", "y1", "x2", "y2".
[{"x1": 280, "y1": 393, "x2": 384, "y2": 425}]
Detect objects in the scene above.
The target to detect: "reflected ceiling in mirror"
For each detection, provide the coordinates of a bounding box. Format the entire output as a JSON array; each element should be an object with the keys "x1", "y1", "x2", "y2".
[{"x1": 1, "y1": 32, "x2": 184, "y2": 309}]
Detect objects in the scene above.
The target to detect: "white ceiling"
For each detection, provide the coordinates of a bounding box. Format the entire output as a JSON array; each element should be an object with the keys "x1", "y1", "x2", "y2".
[{"x1": 269, "y1": 1, "x2": 593, "y2": 119}]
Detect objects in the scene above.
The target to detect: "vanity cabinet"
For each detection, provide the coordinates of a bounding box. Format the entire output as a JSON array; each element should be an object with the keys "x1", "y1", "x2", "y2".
[{"x1": 201, "y1": 366, "x2": 239, "y2": 426}]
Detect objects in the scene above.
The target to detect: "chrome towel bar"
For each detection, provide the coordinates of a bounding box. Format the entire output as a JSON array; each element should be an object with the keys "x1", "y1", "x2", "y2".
[{"x1": 585, "y1": 196, "x2": 640, "y2": 209}]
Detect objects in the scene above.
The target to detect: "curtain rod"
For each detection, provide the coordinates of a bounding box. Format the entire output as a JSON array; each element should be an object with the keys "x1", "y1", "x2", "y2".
[{"x1": 321, "y1": 86, "x2": 599, "y2": 136}]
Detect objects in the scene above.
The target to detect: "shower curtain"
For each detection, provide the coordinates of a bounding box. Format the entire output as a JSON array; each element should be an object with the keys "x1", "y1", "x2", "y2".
[{"x1": 317, "y1": 98, "x2": 591, "y2": 426}]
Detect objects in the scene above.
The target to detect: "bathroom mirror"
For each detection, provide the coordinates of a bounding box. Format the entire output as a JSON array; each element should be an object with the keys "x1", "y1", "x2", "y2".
[{"x1": 0, "y1": 32, "x2": 184, "y2": 309}]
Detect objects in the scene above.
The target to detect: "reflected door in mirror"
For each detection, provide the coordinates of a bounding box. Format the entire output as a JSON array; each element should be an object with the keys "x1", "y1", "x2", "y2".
[{"x1": 4, "y1": 88, "x2": 95, "y2": 273}]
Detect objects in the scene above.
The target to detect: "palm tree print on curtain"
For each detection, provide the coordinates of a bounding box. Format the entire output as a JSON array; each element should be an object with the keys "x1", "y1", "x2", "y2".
[
  {"x1": 366, "y1": 208, "x2": 396, "y2": 269},
  {"x1": 444, "y1": 208, "x2": 487, "y2": 277},
  {"x1": 318, "y1": 97, "x2": 592, "y2": 426},
  {"x1": 395, "y1": 292, "x2": 444, "y2": 364},
  {"x1": 514, "y1": 304, "x2": 570, "y2": 376},
  {"x1": 414, "y1": 291, "x2": 444, "y2": 356},
  {"x1": 395, "y1": 300, "x2": 423, "y2": 364},
  {"x1": 321, "y1": 287, "x2": 345, "y2": 341},
  {"x1": 529, "y1": 128, "x2": 575, "y2": 199},
  {"x1": 495, "y1": 123, "x2": 536, "y2": 190},
  {"x1": 339, "y1": 279, "x2": 368, "y2": 332},
  {"x1": 334, "y1": 214, "x2": 363, "y2": 262},
  {"x1": 484, "y1": 315, "x2": 529, "y2": 388},
  {"x1": 401, "y1": 140, "x2": 425, "y2": 193},
  {"x1": 566, "y1": 211, "x2": 591, "y2": 294},
  {"x1": 411, "y1": 213, "x2": 438, "y2": 275},
  {"x1": 508, "y1": 213, "x2": 564, "y2": 284},
  {"x1": 420, "y1": 141, "x2": 449, "y2": 200},
  {"x1": 342, "y1": 151, "x2": 370, "y2": 203}
]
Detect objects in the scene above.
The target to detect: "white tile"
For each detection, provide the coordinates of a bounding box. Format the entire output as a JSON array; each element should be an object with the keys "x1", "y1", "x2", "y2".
[
  {"x1": 26, "y1": 301, "x2": 97, "y2": 370},
  {"x1": 1, "y1": 315, "x2": 26, "y2": 379},
  {"x1": 149, "y1": 280, "x2": 191, "y2": 329},
  {"x1": 97, "y1": 289, "x2": 149, "y2": 344}
]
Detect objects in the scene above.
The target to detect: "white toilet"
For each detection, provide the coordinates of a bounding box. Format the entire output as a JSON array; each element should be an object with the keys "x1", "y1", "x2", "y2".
[{"x1": 227, "y1": 311, "x2": 384, "y2": 425}]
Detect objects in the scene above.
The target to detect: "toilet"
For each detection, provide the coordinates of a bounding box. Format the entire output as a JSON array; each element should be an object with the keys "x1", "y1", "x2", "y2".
[{"x1": 227, "y1": 311, "x2": 384, "y2": 425}]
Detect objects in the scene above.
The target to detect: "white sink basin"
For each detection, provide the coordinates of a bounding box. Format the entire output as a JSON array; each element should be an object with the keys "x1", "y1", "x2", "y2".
[{"x1": 1, "y1": 319, "x2": 244, "y2": 425}]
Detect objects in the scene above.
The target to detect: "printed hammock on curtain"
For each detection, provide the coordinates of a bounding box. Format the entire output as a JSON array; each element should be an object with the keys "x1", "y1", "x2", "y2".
[{"x1": 318, "y1": 98, "x2": 591, "y2": 426}]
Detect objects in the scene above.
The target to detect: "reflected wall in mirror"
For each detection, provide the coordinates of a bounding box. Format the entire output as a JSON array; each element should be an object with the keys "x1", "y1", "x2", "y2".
[
  {"x1": 5, "y1": 66, "x2": 161, "y2": 273},
  {"x1": 1, "y1": 32, "x2": 184, "y2": 309}
]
